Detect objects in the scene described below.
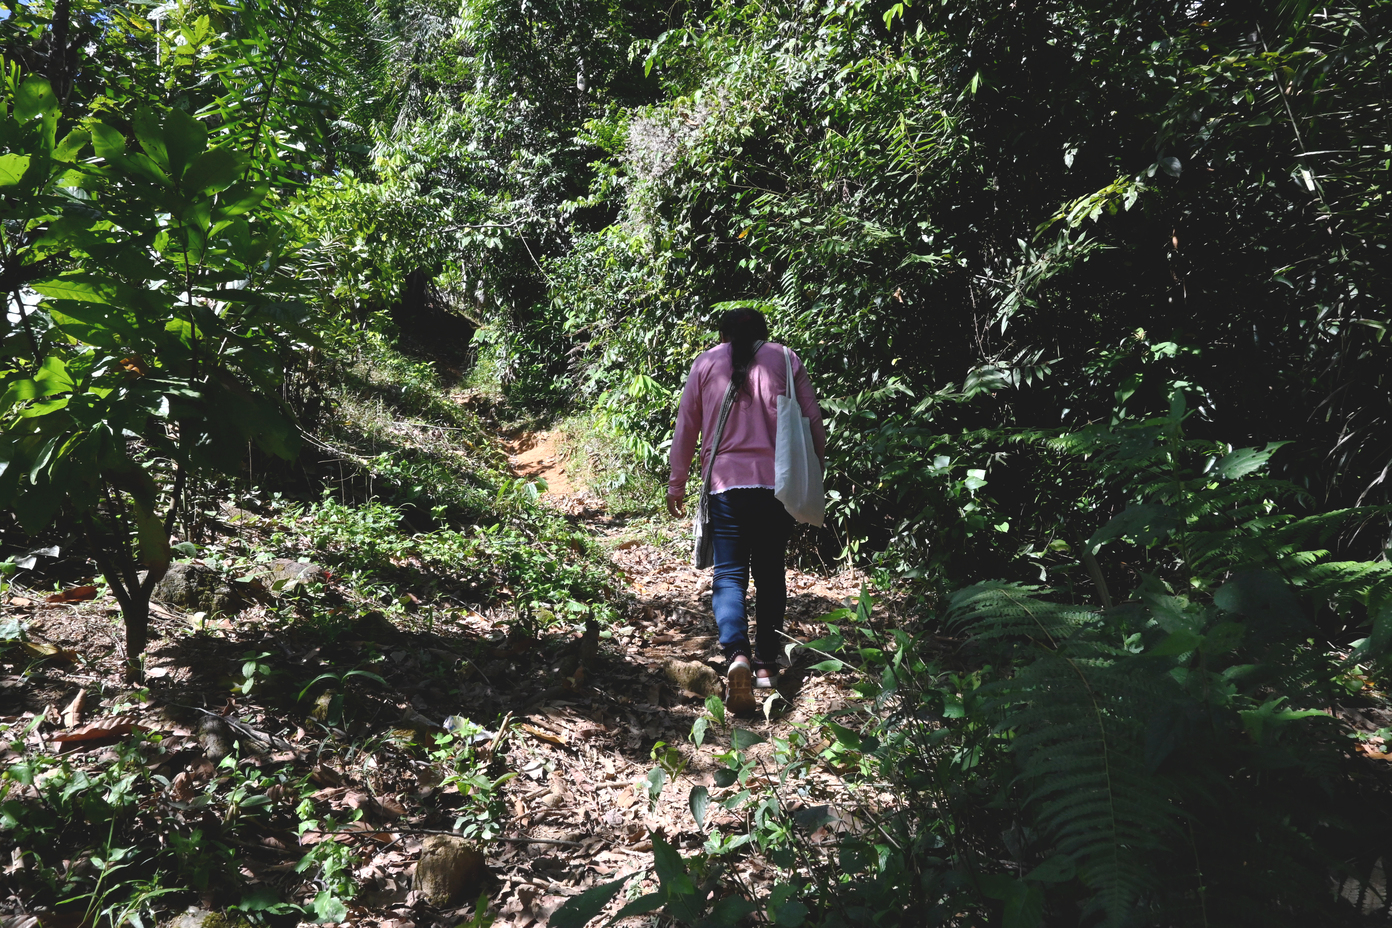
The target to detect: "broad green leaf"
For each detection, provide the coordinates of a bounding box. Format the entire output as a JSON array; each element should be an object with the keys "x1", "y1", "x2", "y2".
[
  {"x1": 310, "y1": 891, "x2": 346, "y2": 923},
  {"x1": 12, "y1": 477, "x2": 63, "y2": 532},
  {"x1": 32, "y1": 356, "x2": 74, "y2": 396},
  {"x1": 711, "y1": 895, "x2": 759, "y2": 925},
  {"x1": 28, "y1": 436, "x2": 60, "y2": 483},
  {"x1": 183, "y1": 147, "x2": 245, "y2": 195},
  {"x1": 690, "y1": 715, "x2": 708, "y2": 747},
  {"x1": 1025, "y1": 855, "x2": 1076, "y2": 883},
  {"x1": 90, "y1": 123, "x2": 126, "y2": 160},
  {"x1": 53, "y1": 129, "x2": 90, "y2": 163},
  {"x1": 32, "y1": 276, "x2": 115, "y2": 305},
  {"x1": 1150, "y1": 629, "x2": 1202, "y2": 657},
  {"x1": 131, "y1": 492, "x2": 171, "y2": 572},
  {"x1": 132, "y1": 108, "x2": 169, "y2": 169},
  {"x1": 1357, "y1": 600, "x2": 1392, "y2": 659},
  {"x1": 549, "y1": 877, "x2": 628, "y2": 928},
  {"x1": 163, "y1": 108, "x2": 208, "y2": 179},
  {"x1": 650, "y1": 836, "x2": 695, "y2": 895},
  {"x1": 19, "y1": 396, "x2": 68, "y2": 418},
  {"x1": 47, "y1": 306, "x2": 138, "y2": 349},
  {"x1": 120, "y1": 152, "x2": 173, "y2": 187},
  {"x1": 0, "y1": 378, "x2": 42, "y2": 411},
  {"x1": 827, "y1": 721, "x2": 861, "y2": 749},
  {"x1": 771, "y1": 899, "x2": 807, "y2": 927},
  {"x1": 0, "y1": 154, "x2": 32, "y2": 186},
  {"x1": 608, "y1": 892, "x2": 664, "y2": 921},
  {"x1": 731, "y1": 728, "x2": 765, "y2": 750},
  {"x1": 214, "y1": 181, "x2": 270, "y2": 217},
  {"x1": 645, "y1": 767, "x2": 665, "y2": 807},
  {"x1": 1085, "y1": 503, "x2": 1179, "y2": 554},
  {"x1": 1213, "y1": 570, "x2": 1305, "y2": 627},
  {"x1": 1216, "y1": 443, "x2": 1288, "y2": 480},
  {"x1": 14, "y1": 76, "x2": 58, "y2": 122},
  {"x1": 810, "y1": 659, "x2": 844, "y2": 673},
  {"x1": 977, "y1": 875, "x2": 1044, "y2": 928},
  {"x1": 1238, "y1": 696, "x2": 1325, "y2": 742},
  {"x1": 1003, "y1": 882, "x2": 1044, "y2": 928},
  {"x1": 1201, "y1": 621, "x2": 1246, "y2": 655},
  {"x1": 689, "y1": 785, "x2": 709, "y2": 830}
]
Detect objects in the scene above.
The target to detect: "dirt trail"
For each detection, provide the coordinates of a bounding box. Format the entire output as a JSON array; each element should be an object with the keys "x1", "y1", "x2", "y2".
[
  {"x1": 490, "y1": 434, "x2": 884, "y2": 927},
  {"x1": 504, "y1": 432, "x2": 576, "y2": 498}
]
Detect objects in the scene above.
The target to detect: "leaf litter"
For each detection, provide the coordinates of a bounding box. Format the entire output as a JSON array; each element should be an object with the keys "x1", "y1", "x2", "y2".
[{"x1": 0, "y1": 429, "x2": 896, "y2": 928}]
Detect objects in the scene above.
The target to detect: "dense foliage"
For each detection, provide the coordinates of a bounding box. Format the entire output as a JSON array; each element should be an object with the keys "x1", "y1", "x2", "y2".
[{"x1": 4, "y1": 0, "x2": 1391, "y2": 924}]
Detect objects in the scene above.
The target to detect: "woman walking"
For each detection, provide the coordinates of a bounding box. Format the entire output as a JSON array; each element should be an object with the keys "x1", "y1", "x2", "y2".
[{"x1": 667, "y1": 308, "x2": 826, "y2": 715}]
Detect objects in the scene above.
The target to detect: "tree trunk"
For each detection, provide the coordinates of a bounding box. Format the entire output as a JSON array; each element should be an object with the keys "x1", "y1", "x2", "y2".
[
  {"x1": 123, "y1": 597, "x2": 150, "y2": 682},
  {"x1": 89, "y1": 537, "x2": 157, "y2": 683},
  {"x1": 48, "y1": 0, "x2": 71, "y2": 103}
]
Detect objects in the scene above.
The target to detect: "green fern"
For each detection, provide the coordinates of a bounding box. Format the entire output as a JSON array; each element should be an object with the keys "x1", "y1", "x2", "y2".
[
  {"x1": 948, "y1": 402, "x2": 1392, "y2": 924},
  {"x1": 952, "y1": 583, "x2": 1182, "y2": 925}
]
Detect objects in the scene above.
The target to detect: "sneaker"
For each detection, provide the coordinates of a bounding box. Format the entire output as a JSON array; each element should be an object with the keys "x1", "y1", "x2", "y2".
[
  {"x1": 726, "y1": 657, "x2": 756, "y2": 716},
  {"x1": 754, "y1": 668, "x2": 777, "y2": 690}
]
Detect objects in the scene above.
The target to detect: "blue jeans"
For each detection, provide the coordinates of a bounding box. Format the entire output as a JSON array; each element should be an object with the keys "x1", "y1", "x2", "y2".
[{"x1": 709, "y1": 488, "x2": 794, "y2": 669}]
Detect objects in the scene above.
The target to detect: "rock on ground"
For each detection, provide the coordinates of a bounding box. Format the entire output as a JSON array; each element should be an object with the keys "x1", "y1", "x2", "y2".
[
  {"x1": 245, "y1": 558, "x2": 326, "y2": 594},
  {"x1": 662, "y1": 658, "x2": 722, "y2": 697},
  {"x1": 413, "y1": 835, "x2": 487, "y2": 906},
  {"x1": 161, "y1": 908, "x2": 251, "y2": 928},
  {"x1": 151, "y1": 563, "x2": 242, "y2": 615}
]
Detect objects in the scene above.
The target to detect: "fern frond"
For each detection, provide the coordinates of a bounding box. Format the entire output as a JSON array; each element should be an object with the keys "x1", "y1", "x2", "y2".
[
  {"x1": 997, "y1": 653, "x2": 1182, "y2": 926},
  {"x1": 945, "y1": 581, "x2": 1098, "y2": 653}
]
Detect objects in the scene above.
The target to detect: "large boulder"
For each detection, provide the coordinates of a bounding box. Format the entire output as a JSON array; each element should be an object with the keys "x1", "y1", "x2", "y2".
[
  {"x1": 152, "y1": 563, "x2": 242, "y2": 615},
  {"x1": 413, "y1": 835, "x2": 486, "y2": 906}
]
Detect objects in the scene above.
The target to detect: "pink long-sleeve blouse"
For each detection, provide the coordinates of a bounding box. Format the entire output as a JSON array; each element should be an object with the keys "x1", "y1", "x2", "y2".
[{"x1": 669, "y1": 341, "x2": 826, "y2": 496}]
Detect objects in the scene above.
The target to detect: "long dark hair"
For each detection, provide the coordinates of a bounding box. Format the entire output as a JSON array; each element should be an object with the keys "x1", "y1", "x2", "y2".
[{"x1": 719, "y1": 307, "x2": 770, "y2": 392}]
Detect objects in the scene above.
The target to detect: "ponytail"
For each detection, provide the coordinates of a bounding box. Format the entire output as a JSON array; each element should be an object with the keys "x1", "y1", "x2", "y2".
[{"x1": 719, "y1": 307, "x2": 770, "y2": 392}]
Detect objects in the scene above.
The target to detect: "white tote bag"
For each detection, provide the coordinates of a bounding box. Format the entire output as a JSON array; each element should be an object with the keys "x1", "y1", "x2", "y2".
[{"x1": 774, "y1": 346, "x2": 825, "y2": 526}]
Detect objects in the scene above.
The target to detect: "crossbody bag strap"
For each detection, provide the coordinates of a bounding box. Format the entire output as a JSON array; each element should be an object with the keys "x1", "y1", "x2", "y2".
[
  {"x1": 783, "y1": 345, "x2": 794, "y2": 400},
  {"x1": 702, "y1": 381, "x2": 738, "y2": 490},
  {"x1": 700, "y1": 339, "x2": 765, "y2": 491}
]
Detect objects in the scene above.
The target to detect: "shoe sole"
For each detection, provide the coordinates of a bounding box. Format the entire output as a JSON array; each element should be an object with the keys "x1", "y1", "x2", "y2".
[{"x1": 727, "y1": 664, "x2": 756, "y2": 716}]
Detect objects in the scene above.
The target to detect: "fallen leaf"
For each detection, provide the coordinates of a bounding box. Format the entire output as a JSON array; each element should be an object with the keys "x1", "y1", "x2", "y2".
[
  {"x1": 344, "y1": 789, "x2": 377, "y2": 812},
  {"x1": 521, "y1": 723, "x2": 568, "y2": 746},
  {"x1": 311, "y1": 764, "x2": 343, "y2": 787},
  {"x1": 171, "y1": 771, "x2": 196, "y2": 802},
  {"x1": 8, "y1": 597, "x2": 34, "y2": 607},
  {"x1": 62, "y1": 688, "x2": 86, "y2": 728},
  {"x1": 50, "y1": 715, "x2": 143, "y2": 743},
  {"x1": 20, "y1": 640, "x2": 79, "y2": 662},
  {"x1": 45, "y1": 585, "x2": 98, "y2": 604}
]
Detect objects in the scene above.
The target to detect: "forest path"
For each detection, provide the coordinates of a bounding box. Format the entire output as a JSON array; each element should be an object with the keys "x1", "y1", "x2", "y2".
[
  {"x1": 504, "y1": 431, "x2": 577, "y2": 500},
  {"x1": 488, "y1": 434, "x2": 885, "y2": 927}
]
